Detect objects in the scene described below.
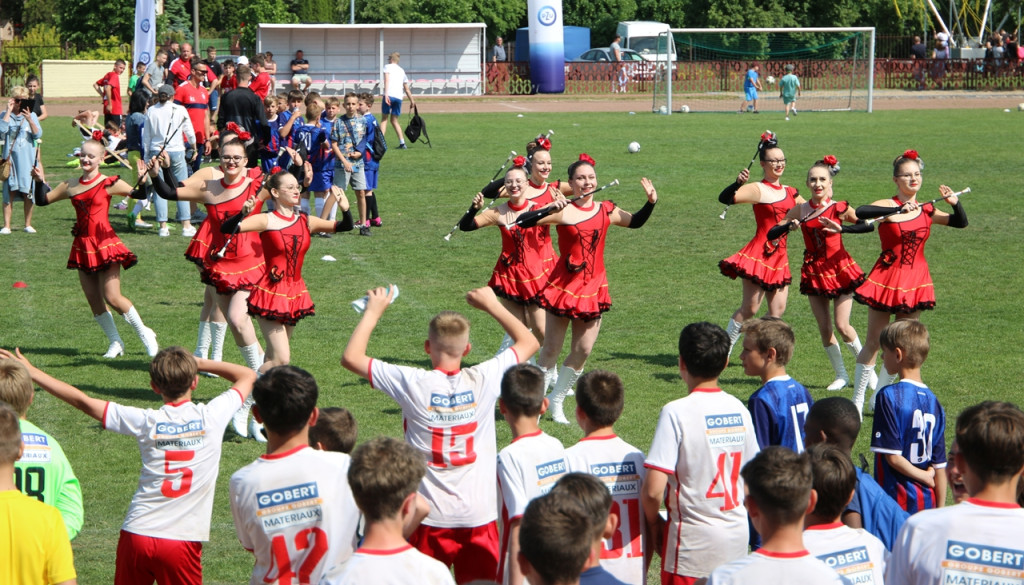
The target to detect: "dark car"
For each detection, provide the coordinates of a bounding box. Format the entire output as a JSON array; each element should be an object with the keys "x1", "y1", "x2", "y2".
[
  {"x1": 567, "y1": 48, "x2": 653, "y2": 81},
  {"x1": 573, "y1": 48, "x2": 645, "y2": 63}
]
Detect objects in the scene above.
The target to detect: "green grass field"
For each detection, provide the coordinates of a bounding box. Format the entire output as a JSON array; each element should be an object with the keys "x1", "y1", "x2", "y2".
[{"x1": 2, "y1": 108, "x2": 1022, "y2": 584}]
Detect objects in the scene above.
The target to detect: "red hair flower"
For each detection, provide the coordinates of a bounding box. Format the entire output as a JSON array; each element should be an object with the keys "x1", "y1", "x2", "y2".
[
  {"x1": 578, "y1": 153, "x2": 596, "y2": 166},
  {"x1": 823, "y1": 155, "x2": 837, "y2": 166},
  {"x1": 760, "y1": 131, "x2": 775, "y2": 142},
  {"x1": 513, "y1": 155, "x2": 527, "y2": 168},
  {"x1": 226, "y1": 122, "x2": 251, "y2": 141},
  {"x1": 91, "y1": 130, "x2": 104, "y2": 142},
  {"x1": 902, "y1": 149, "x2": 919, "y2": 160},
  {"x1": 536, "y1": 136, "x2": 551, "y2": 151},
  {"x1": 269, "y1": 166, "x2": 283, "y2": 175}
]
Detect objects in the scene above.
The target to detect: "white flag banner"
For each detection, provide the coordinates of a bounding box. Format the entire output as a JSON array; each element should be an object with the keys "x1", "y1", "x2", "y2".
[{"x1": 134, "y1": 0, "x2": 157, "y2": 67}]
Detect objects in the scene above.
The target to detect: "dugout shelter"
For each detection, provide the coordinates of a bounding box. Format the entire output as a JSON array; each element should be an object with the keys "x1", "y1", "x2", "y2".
[{"x1": 257, "y1": 23, "x2": 486, "y2": 96}]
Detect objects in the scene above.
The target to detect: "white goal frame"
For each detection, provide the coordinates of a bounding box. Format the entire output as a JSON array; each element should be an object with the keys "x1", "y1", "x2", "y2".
[{"x1": 657, "y1": 27, "x2": 875, "y2": 115}]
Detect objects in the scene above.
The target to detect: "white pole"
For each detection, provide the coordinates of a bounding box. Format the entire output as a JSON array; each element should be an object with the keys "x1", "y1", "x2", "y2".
[
  {"x1": 978, "y1": 0, "x2": 993, "y2": 43},
  {"x1": 867, "y1": 28, "x2": 875, "y2": 113},
  {"x1": 924, "y1": 0, "x2": 954, "y2": 45}
]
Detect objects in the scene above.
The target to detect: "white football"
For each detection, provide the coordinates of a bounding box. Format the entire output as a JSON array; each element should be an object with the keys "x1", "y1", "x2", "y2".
[
  {"x1": 628, "y1": 141, "x2": 641, "y2": 153},
  {"x1": 767, "y1": 75, "x2": 776, "y2": 84},
  {"x1": 680, "y1": 105, "x2": 690, "y2": 113},
  {"x1": 658, "y1": 105, "x2": 668, "y2": 114},
  {"x1": 1018, "y1": 103, "x2": 1024, "y2": 111}
]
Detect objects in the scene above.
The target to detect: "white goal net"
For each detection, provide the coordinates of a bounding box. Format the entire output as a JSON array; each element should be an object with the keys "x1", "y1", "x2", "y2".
[{"x1": 656, "y1": 27, "x2": 875, "y2": 114}]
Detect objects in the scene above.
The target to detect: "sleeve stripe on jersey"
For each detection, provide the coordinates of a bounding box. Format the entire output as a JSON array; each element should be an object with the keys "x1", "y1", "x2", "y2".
[
  {"x1": 870, "y1": 447, "x2": 903, "y2": 455},
  {"x1": 511, "y1": 347, "x2": 520, "y2": 363},
  {"x1": 230, "y1": 387, "x2": 245, "y2": 403},
  {"x1": 643, "y1": 462, "x2": 674, "y2": 474},
  {"x1": 367, "y1": 357, "x2": 375, "y2": 389},
  {"x1": 101, "y1": 401, "x2": 112, "y2": 429}
]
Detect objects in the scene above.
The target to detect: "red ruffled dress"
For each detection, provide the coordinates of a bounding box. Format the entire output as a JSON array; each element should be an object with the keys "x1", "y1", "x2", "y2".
[
  {"x1": 66, "y1": 175, "x2": 138, "y2": 273},
  {"x1": 854, "y1": 200, "x2": 936, "y2": 314},
  {"x1": 539, "y1": 199, "x2": 615, "y2": 322},
  {"x1": 719, "y1": 181, "x2": 798, "y2": 291},
  {"x1": 798, "y1": 200, "x2": 866, "y2": 298},
  {"x1": 246, "y1": 210, "x2": 314, "y2": 325},
  {"x1": 185, "y1": 173, "x2": 266, "y2": 294},
  {"x1": 488, "y1": 182, "x2": 559, "y2": 305}
]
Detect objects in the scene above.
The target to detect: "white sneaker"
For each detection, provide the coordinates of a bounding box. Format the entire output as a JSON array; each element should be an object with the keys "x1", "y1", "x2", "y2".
[
  {"x1": 785, "y1": 116, "x2": 790, "y2": 121},
  {"x1": 23, "y1": 226, "x2": 36, "y2": 234},
  {"x1": 141, "y1": 327, "x2": 159, "y2": 357},
  {"x1": 158, "y1": 227, "x2": 170, "y2": 237},
  {"x1": 103, "y1": 341, "x2": 125, "y2": 358},
  {"x1": 182, "y1": 226, "x2": 197, "y2": 237},
  {"x1": 250, "y1": 418, "x2": 267, "y2": 443},
  {"x1": 0, "y1": 227, "x2": 10, "y2": 235},
  {"x1": 792, "y1": 107, "x2": 798, "y2": 116}
]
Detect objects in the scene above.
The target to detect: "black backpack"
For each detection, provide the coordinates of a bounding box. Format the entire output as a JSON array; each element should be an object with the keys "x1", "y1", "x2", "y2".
[{"x1": 370, "y1": 119, "x2": 387, "y2": 162}]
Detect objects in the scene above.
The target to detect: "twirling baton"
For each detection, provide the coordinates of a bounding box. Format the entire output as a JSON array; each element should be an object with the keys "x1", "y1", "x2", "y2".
[
  {"x1": 213, "y1": 165, "x2": 283, "y2": 258},
  {"x1": 133, "y1": 115, "x2": 190, "y2": 191},
  {"x1": 864, "y1": 187, "x2": 970, "y2": 225},
  {"x1": 506, "y1": 179, "x2": 620, "y2": 229},
  {"x1": 443, "y1": 151, "x2": 518, "y2": 241},
  {"x1": 720, "y1": 130, "x2": 776, "y2": 220}
]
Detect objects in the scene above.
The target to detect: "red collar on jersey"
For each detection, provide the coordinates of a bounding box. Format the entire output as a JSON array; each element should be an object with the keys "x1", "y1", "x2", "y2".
[
  {"x1": 261, "y1": 444, "x2": 309, "y2": 460},
  {"x1": 966, "y1": 498, "x2": 1022, "y2": 509},
  {"x1": 755, "y1": 549, "x2": 810, "y2": 559},
  {"x1": 355, "y1": 545, "x2": 414, "y2": 556},
  {"x1": 512, "y1": 429, "x2": 543, "y2": 443},
  {"x1": 690, "y1": 387, "x2": 722, "y2": 394},
  {"x1": 805, "y1": 521, "x2": 845, "y2": 531},
  {"x1": 578, "y1": 433, "x2": 618, "y2": 442},
  {"x1": 166, "y1": 398, "x2": 192, "y2": 407},
  {"x1": 434, "y1": 367, "x2": 461, "y2": 376}
]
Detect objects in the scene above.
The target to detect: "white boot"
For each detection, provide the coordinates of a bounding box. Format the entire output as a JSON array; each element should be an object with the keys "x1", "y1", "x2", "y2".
[
  {"x1": 123, "y1": 306, "x2": 159, "y2": 357},
  {"x1": 548, "y1": 365, "x2": 582, "y2": 425},
  {"x1": 825, "y1": 343, "x2": 849, "y2": 391},
  {"x1": 852, "y1": 363, "x2": 873, "y2": 419},
  {"x1": 539, "y1": 365, "x2": 559, "y2": 393},
  {"x1": 193, "y1": 321, "x2": 212, "y2": 359},
  {"x1": 206, "y1": 322, "x2": 228, "y2": 378},
  {"x1": 239, "y1": 343, "x2": 264, "y2": 372},
  {"x1": 844, "y1": 337, "x2": 863, "y2": 357},
  {"x1": 94, "y1": 312, "x2": 125, "y2": 358},
  {"x1": 726, "y1": 318, "x2": 742, "y2": 358},
  {"x1": 250, "y1": 418, "x2": 267, "y2": 443},
  {"x1": 232, "y1": 394, "x2": 254, "y2": 438},
  {"x1": 869, "y1": 368, "x2": 899, "y2": 413}
]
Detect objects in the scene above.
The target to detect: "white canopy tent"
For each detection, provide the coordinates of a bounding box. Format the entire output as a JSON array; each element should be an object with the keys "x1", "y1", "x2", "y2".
[{"x1": 257, "y1": 23, "x2": 486, "y2": 95}]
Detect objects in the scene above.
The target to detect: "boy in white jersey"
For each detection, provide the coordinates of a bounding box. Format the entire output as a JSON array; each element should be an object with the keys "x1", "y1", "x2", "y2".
[
  {"x1": 230, "y1": 366, "x2": 361, "y2": 585},
  {"x1": 341, "y1": 285, "x2": 539, "y2": 584},
  {"x1": 551, "y1": 473, "x2": 631, "y2": 585},
  {"x1": 329, "y1": 436, "x2": 454, "y2": 585},
  {"x1": 707, "y1": 447, "x2": 850, "y2": 585},
  {"x1": 803, "y1": 443, "x2": 887, "y2": 585},
  {"x1": 642, "y1": 322, "x2": 760, "y2": 584},
  {"x1": 7, "y1": 346, "x2": 256, "y2": 585},
  {"x1": 497, "y1": 364, "x2": 567, "y2": 585},
  {"x1": 519, "y1": 491, "x2": 594, "y2": 585},
  {"x1": 887, "y1": 401, "x2": 1024, "y2": 585},
  {"x1": 564, "y1": 370, "x2": 646, "y2": 584}
]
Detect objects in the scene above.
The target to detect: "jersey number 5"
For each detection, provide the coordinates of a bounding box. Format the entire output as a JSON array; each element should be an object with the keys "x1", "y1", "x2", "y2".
[
  {"x1": 706, "y1": 451, "x2": 742, "y2": 511},
  {"x1": 429, "y1": 422, "x2": 478, "y2": 468},
  {"x1": 161, "y1": 450, "x2": 195, "y2": 498}
]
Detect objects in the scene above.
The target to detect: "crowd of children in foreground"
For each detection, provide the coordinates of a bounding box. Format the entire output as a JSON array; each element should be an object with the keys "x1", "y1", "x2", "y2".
[{"x1": 2, "y1": 285, "x2": 1023, "y2": 585}]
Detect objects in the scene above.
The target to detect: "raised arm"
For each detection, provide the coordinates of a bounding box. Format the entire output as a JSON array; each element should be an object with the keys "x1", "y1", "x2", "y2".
[
  {"x1": 341, "y1": 286, "x2": 397, "y2": 380},
  {"x1": 458, "y1": 193, "x2": 500, "y2": 231},
  {"x1": 929, "y1": 185, "x2": 968, "y2": 228},
  {"x1": 610, "y1": 177, "x2": 658, "y2": 227},
  {"x1": 1, "y1": 349, "x2": 106, "y2": 422},
  {"x1": 195, "y1": 357, "x2": 257, "y2": 400},
  {"x1": 466, "y1": 286, "x2": 538, "y2": 362},
  {"x1": 30, "y1": 166, "x2": 70, "y2": 206}
]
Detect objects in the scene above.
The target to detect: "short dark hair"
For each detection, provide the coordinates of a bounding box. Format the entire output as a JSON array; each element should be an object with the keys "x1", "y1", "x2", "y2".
[
  {"x1": 956, "y1": 401, "x2": 1024, "y2": 484},
  {"x1": 501, "y1": 364, "x2": 546, "y2": 417},
  {"x1": 253, "y1": 365, "x2": 318, "y2": 434},
  {"x1": 348, "y1": 436, "x2": 425, "y2": 522},
  {"x1": 149, "y1": 347, "x2": 198, "y2": 400},
  {"x1": 551, "y1": 473, "x2": 612, "y2": 542},
  {"x1": 741, "y1": 446, "x2": 813, "y2": 525},
  {"x1": 805, "y1": 397, "x2": 861, "y2": 452},
  {"x1": 520, "y1": 492, "x2": 593, "y2": 584},
  {"x1": 678, "y1": 322, "x2": 729, "y2": 380},
  {"x1": 309, "y1": 407, "x2": 358, "y2": 453},
  {"x1": 0, "y1": 401, "x2": 21, "y2": 465},
  {"x1": 807, "y1": 443, "x2": 857, "y2": 521},
  {"x1": 575, "y1": 370, "x2": 624, "y2": 427},
  {"x1": 567, "y1": 160, "x2": 594, "y2": 182}
]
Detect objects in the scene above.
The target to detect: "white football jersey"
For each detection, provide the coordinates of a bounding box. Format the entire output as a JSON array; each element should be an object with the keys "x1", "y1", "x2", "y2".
[
  {"x1": 230, "y1": 445, "x2": 361, "y2": 585},
  {"x1": 497, "y1": 430, "x2": 567, "y2": 584},
  {"x1": 369, "y1": 349, "x2": 518, "y2": 528},
  {"x1": 565, "y1": 435, "x2": 647, "y2": 585},
  {"x1": 804, "y1": 522, "x2": 888, "y2": 585},
  {"x1": 886, "y1": 499, "x2": 1024, "y2": 585},
  {"x1": 323, "y1": 544, "x2": 456, "y2": 585},
  {"x1": 645, "y1": 388, "x2": 760, "y2": 578},
  {"x1": 103, "y1": 388, "x2": 243, "y2": 541},
  {"x1": 707, "y1": 550, "x2": 852, "y2": 585}
]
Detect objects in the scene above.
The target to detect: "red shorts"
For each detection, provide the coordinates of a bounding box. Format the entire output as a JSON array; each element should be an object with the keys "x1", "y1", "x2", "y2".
[
  {"x1": 661, "y1": 572, "x2": 701, "y2": 585},
  {"x1": 409, "y1": 522, "x2": 499, "y2": 584},
  {"x1": 115, "y1": 530, "x2": 203, "y2": 585}
]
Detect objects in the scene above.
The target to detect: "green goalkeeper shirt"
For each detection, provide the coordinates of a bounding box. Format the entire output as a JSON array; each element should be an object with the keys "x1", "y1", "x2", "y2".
[
  {"x1": 780, "y1": 73, "x2": 800, "y2": 101},
  {"x1": 15, "y1": 419, "x2": 84, "y2": 540}
]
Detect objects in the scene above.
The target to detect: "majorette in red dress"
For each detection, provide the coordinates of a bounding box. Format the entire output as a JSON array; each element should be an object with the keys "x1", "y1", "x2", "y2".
[
  {"x1": 854, "y1": 199, "x2": 936, "y2": 314},
  {"x1": 798, "y1": 200, "x2": 866, "y2": 298},
  {"x1": 489, "y1": 181, "x2": 559, "y2": 305},
  {"x1": 67, "y1": 175, "x2": 138, "y2": 272},
  {"x1": 246, "y1": 210, "x2": 314, "y2": 325},
  {"x1": 719, "y1": 181, "x2": 797, "y2": 291},
  {"x1": 539, "y1": 199, "x2": 615, "y2": 322}
]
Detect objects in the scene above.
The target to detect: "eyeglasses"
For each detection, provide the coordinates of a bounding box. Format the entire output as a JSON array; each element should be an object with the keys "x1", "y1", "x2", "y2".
[
  {"x1": 193, "y1": 69, "x2": 208, "y2": 75},
  {"x1": 765, "y1": 159, "x2": 786, "y2": 165},
  {"x1": 221, "y1": 156, "x2": 245, "y2": 162},
  {"x1": 896, "y1": 172, "x2": 922, "y2": 179}
]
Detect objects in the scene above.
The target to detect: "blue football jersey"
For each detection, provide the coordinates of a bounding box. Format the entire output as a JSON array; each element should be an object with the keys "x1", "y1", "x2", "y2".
[
  {"x1": 747, "y1": 376, "x2": 813, "y2": 452},
  {"x1": 870, "y1": 380, "x2": 946, "y2": 513}
]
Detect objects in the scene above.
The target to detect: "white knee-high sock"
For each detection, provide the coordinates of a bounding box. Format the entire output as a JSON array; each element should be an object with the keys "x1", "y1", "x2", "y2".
[
  {"x1": 825, "y1": 343, "x2": 849, "y2": 391},
  {"x1": 239, "y1": 343, "x2": 264, "y2": 372},
  {"x1": 852, "y1": 363, "x2": 874, "y2": 419},
  {"x1": 194, "y1": 321, "x2": 212, "y2": 359},
  {"x1": 95, "y1": 312, "x2": 124, "y2": 357},
  {"x1": 870, "y1": 368, "x2": 900, "y2": 412},
  {"x1": 726, "y1": 319, "x2": 743, "y2": 357},
  {"x1": 123, "y1": 306, "x2": 159, "y2": 357}
]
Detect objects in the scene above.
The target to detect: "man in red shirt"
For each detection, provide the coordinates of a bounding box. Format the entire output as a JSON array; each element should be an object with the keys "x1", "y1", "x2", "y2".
[
  {"x1": 248, "y1": 54, "x2": 271, "y2": 101},
  {"x1": 168, "y1": 43, "x2": 194, "y2": 87},
  {"x1": 174, "y1": 59, "x2": 214, "y2": 174},
  {"x1": 93, "y1": 59, "x2": 126, "y2": 126}
]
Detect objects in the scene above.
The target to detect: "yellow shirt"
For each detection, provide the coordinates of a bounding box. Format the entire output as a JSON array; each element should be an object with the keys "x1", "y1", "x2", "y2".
[{"x1": 0, "y1": 490, "x2": 77, "y2": 585}]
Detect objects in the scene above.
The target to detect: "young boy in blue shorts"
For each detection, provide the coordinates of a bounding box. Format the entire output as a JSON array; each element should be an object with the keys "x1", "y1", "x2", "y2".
[
  {"x1": 870, "y1": 320, "x2": 946, "y2": 513},
  {"x1": 289, "y1": 99, "x2": 333, "y2": 217},
  {"x1": 740, "y1": 318, "x2": 813, "y2": 452},
  {"x1": 359, "y1": 93, "x2": 383, "y2": 227}
]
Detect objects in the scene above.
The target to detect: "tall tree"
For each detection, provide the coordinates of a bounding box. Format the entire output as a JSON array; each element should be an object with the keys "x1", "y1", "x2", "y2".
[
  {"x1": 57, "y1": 0, "x2": 134, "y2": 48},
  {"x1": 238, "y1": 0, "x2": 299, "y2": 52},
  {"x1": 299, "y1": 0, "x2": 336, "y2": 23}
]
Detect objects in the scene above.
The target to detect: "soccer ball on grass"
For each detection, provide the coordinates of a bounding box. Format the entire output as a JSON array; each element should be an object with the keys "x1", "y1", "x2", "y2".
[{"x1": 627, "y1": 142, "x2": 641, "y2": 153}]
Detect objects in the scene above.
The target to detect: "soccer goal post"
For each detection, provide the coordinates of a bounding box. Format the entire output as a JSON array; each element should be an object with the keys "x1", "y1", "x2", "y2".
[{"x1": 656, "y1": 27, "x2": 875, "y2": 115}]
